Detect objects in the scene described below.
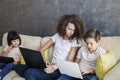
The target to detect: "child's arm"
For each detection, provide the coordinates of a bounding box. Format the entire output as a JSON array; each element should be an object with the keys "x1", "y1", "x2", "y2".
[
  {"x1": 75, "y1": 58, "x2": 95, "y2": 74},
  {"x1": 81, "y1": 68, "x2": 95, "y2": 74},
  {"x1": 88, "y1": 69, "x2": 95, "y2": 74},
  {"x1": 1, "y1": 45, "x2": 13, "y2": 56},
  {"x1": 39, "y1": 38, "x2": 54, "y2": 63},
  {"x1": 13, "y1": 61, "x2": 21, "y2": 65},
  {"x1": 1, "y1": 51, "x2": 8, "y2": 56},
  {"x1": 66, "y1": 47, "x2": 79, "y2": 61},
  {"x1": 75, "y1": 58, "x2": 81, "y2": 63}
]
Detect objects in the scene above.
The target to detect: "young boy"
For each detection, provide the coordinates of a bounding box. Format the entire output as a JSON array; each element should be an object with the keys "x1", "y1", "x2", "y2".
[{"x1": 57, "y1": 29, "x2": 106, "y2": 80}]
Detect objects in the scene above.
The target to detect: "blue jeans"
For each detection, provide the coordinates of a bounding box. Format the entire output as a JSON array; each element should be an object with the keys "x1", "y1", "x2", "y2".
[
  {"x1": 57, "y1": 74, "x2": 78, "y2": 80},
  {"x1": 57, "y1": 74, "x2": 98, "y2": 80},
  {"x1": 83, "y1": 74, "x2": 98, "y2": 80},
  {"x1": 0, "y1": 63, "x2": 15, "y2": 79},
  {"x1": 15, "y1": 64, "x2": 29, "y2": 77},
  {"x1": 25, "y1": 68, "x2": 61, "y2": 80}
]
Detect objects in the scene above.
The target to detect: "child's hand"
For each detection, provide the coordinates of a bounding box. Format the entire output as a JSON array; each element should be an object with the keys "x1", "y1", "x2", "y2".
[
  {"x1": 6, "y1": 45, "x2": 13, "y2": 53},
  {"x1": 81, "y1": 69, "x2": 95, "y2": 74},
  {"x1": 1, "y1": 45, "x2": 14, "y2": 56},
  {"x1": 81, "y1": 69, "x2": 89, "y2": 74}
]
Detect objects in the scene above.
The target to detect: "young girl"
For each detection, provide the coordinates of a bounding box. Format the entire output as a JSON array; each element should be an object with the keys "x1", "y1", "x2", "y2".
[
  {"x1": 57, "y1": 29, "x2": 106, "y2": 80},
  {"x1": 0, "y1": 30, "x2": 21, "y2": 80},
  {"x1": 24, "y1": 14, "x2": 85, "y2": 80}
]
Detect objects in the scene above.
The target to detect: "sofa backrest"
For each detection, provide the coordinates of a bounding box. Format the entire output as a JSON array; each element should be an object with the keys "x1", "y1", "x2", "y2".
[
  {"x1": 2, "y1": 33, "x2": 42, "y2": 50},
  {"x1": 2, "y1": 33, "x2": 120, "y2": 62},
  {"x1": 2, "y1": 32, "x2": 54, "y2": 62},
  {"x1": 99, "y1": 36, "x2": 120, "y2": 62}
]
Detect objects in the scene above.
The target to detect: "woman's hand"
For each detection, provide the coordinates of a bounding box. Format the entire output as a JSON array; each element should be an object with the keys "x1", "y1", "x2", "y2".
[
  {"x1": 44, "y1": 64, "x2": 58, "y2": 74},
  {"x1": 45, "y1": 61, "x2": 51, "y2": 67},
  {"x1": 44, "y1": 64, "x2": 54, "y2": 73}
]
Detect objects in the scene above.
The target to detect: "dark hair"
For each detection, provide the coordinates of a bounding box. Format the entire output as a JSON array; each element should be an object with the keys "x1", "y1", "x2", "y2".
[
  {"x1": 7, "y1": 30, "x2": 21, "y2": 46},
  {"x1": 56, "y1": 14, "x2": 85, "y2": 43},
  {"x1": 84, "y1": 28, "x2": 102, "y2": 42}
]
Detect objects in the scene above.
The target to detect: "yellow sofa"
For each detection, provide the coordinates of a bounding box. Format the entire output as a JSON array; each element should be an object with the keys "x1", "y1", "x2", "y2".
[{"x1": 0, "y1": 33, "x2": 120, "y2": 80}]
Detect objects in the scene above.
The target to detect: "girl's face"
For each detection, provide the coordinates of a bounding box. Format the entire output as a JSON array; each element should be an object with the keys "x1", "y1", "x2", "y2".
[
  {"x1": 85, "y1": 38, "x2": 99, "y2": 53},
  {"x1": 11, "y1": 39, "x2": 20, "y2": 48},
  {"x1": 65, "y1": 22, "x2": 75, "y2": 39}
]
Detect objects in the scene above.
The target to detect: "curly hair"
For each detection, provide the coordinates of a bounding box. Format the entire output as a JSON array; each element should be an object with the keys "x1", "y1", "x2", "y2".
[{"x1": 56, "y1": 14, "x2": 85, "y2": 43}]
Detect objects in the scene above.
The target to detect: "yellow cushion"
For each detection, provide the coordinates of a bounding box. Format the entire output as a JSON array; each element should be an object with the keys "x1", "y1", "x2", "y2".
[
  {"x1": 19, "y1": 48, "x2": 49, "y2": 64},
  {"x1": 19, "y1": 48, "x2": 26, "y2": 64},
  {"x1": 96, "y1": 50, "x2": 117, "y2": 80},
  {"x1": 44, "y1": 49, "x2": 49, "y2": 61}
]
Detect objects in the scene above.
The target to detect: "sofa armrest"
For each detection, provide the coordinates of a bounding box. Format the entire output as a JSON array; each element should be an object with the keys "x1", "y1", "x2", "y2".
[
  {"x1": 103, "y1": 62, "x2": 120, "y2": 80},
  {"x1": 0, "y1": 46, "x2": 3, "y2": 55}
]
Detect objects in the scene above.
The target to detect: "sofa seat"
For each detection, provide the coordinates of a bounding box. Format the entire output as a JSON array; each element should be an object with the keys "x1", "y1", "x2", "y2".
[{"x1": 3, "y1": 71, "x2": 24, "y2": 80}]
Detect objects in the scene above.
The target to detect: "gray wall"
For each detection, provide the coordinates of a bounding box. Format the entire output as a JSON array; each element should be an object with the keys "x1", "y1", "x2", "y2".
[{"x1": 0, "y1": 0, "x2": 120, "y2": 45}]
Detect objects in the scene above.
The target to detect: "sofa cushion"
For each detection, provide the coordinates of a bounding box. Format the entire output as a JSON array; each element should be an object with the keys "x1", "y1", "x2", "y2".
[
  {"x1": 2, "y1": 33, "x2": 42, "y2": 50},
  {"x1": 2, "y1": 33, "x2": 7, "y2": 48},
  {"x1": 20, "y1": 34, "x2": 42, "y2": 50},
  {"x1": 99, "y1": 36, "x2": 120, "y2": 62},
  {"x1": 3, "y1": 71, "x2": 24, "y2": 80},
  {"x1": 12, "y1": 76, "x2": 25, "y2": 80},
  {"x1": 0, "y1": 46, "x2": 3, "y2": 55},
  {"x1": 44, "y1": 49, "x2": 49, "y2": 61},
  {"x1": 96, "y1": 50, "x2": 117, "y2": 80},
  {"x1": 103, "y1": 62, "x2": 120, "y2": 80},
  {"x1": 19, "y1": 49, "x2": 26, "y2": 64}
]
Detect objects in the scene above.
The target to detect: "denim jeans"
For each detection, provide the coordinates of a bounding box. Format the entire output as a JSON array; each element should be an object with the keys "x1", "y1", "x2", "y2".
[
  {"x1": 25, "y1": 68, "x2": 61, "y2": 80},
  {"x1": 0, "y1": 63, "x2": 15, "y2": 79},
  {"x1": 83, "y1": 74, "x2": 98, "y2": 80},
  {"x1": 57, "y1": 74, "x2": 98, "y2": 80},
  {"x1": 14, "y1": 64, "x2": 29, "y2": 77},
  {"x1": 57, "y1": 74, "x2": 79, "y2": 80}
]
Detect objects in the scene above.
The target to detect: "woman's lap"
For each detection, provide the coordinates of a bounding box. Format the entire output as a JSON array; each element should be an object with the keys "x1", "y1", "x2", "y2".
[
  {"x1": 57, "y1": 74, "x2": 98, "y2": 80},
  {"x1": 25, "y1": 68, "x2": 60, "y2": 80}
]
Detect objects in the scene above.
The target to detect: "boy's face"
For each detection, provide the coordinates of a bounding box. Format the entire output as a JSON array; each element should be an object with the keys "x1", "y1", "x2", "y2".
[{"x1": 85, "y1": 38, "x2": 99, "y2": 52}]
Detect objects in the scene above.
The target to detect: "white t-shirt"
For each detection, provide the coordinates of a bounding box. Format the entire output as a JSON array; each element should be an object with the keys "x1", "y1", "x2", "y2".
[
  {"x1": 77, "y1": 46, "x2": 106, "y2": 69},
  {"x1": 3, "y1": 45, "x2": 21, "y2": 62},
  {"x1": 51, "y1": 33, "x2": 81, "y2": 63}
]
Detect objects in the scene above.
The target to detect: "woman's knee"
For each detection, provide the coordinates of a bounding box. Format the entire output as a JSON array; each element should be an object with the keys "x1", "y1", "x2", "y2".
[
  {"x1": 25, "y1": 68, "x2": 33, "y2": 75},
  {"x1": 15, "y1": 65, "x2": 28, "y2": 77},
  {"x1": 25, "y1": 68, "x2": 39, "y2": 76}
]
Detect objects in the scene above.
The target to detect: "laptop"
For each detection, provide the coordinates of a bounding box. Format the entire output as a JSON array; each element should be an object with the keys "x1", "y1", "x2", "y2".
[
  {"x1": 56, "y1": 60, "x2": 83, "y2": 79},
  {"x1": 0, "y1": 56, "x2": 14, "y2": 63},
  {"x1": 19, "y1": 47, "x2": 46, "y2": 69}
]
